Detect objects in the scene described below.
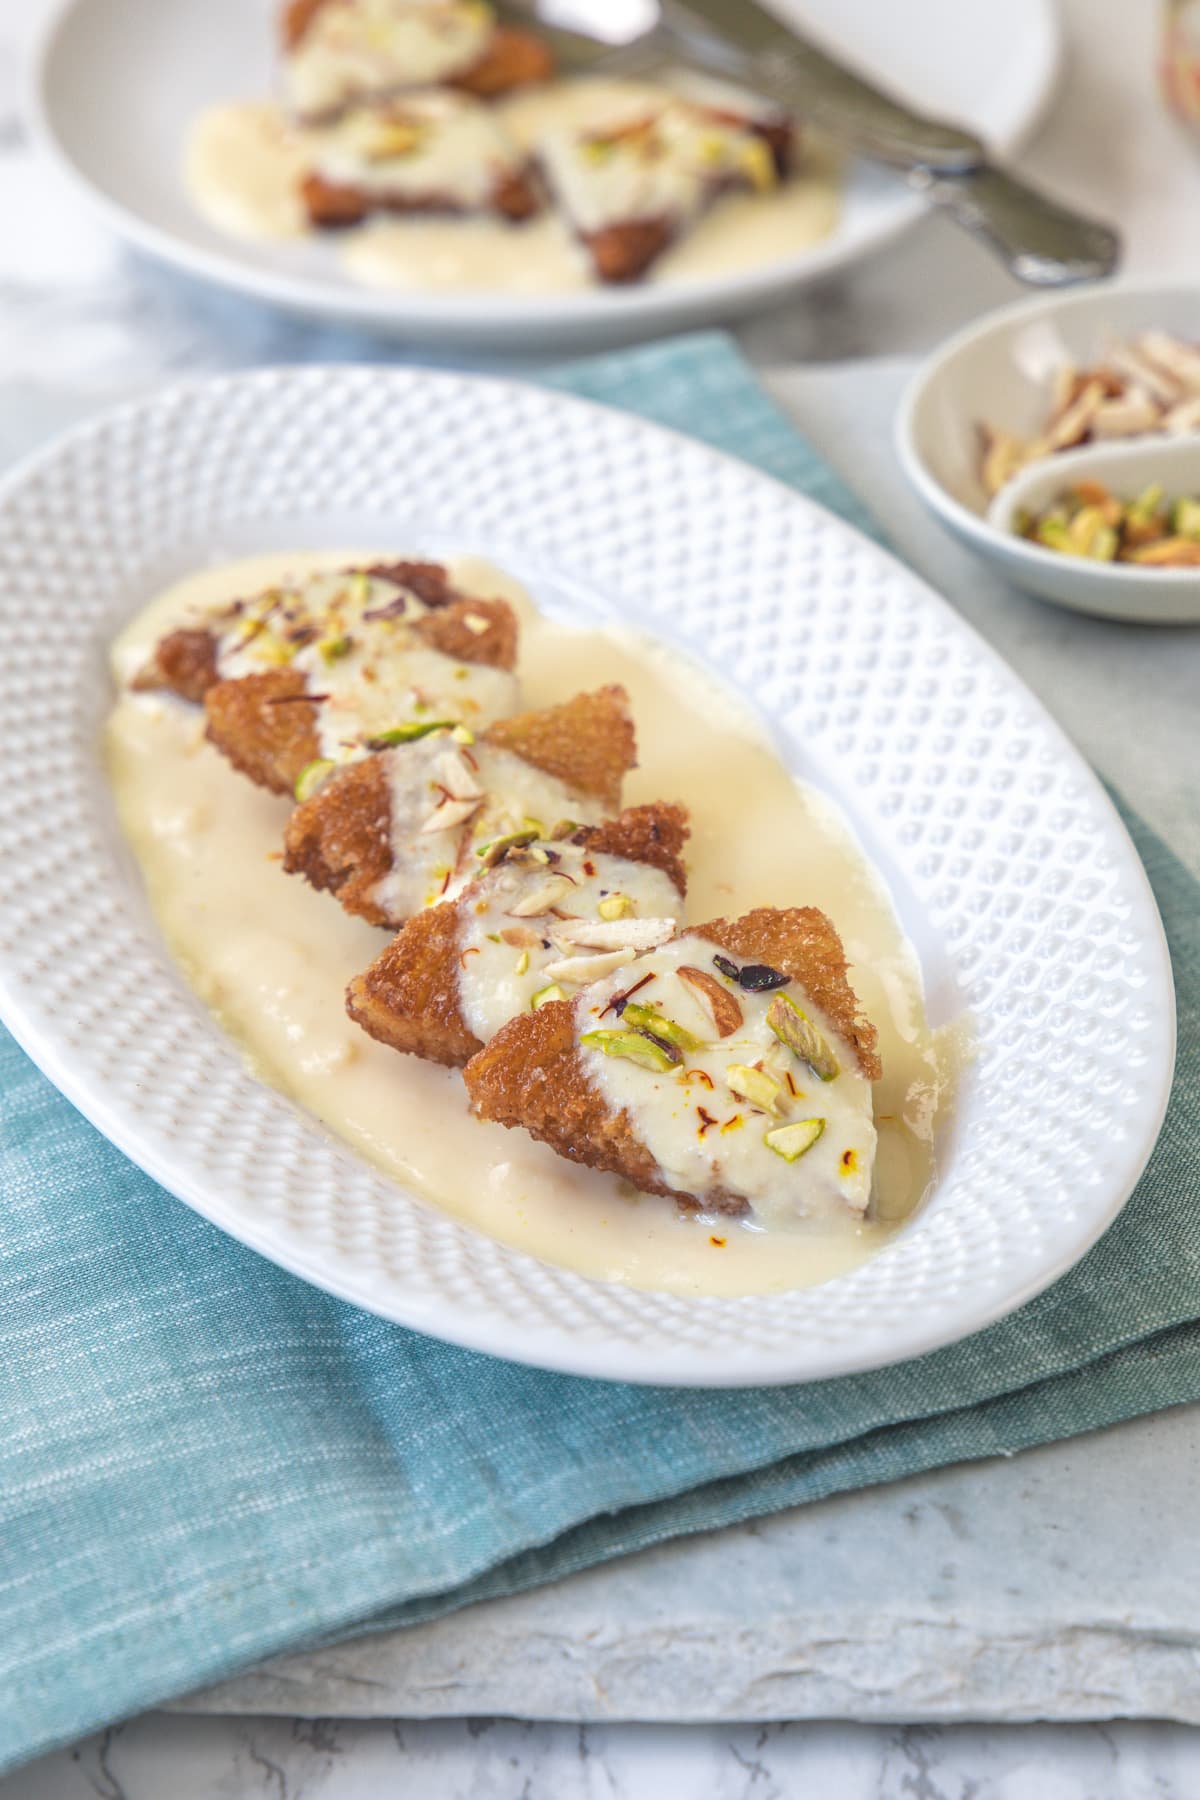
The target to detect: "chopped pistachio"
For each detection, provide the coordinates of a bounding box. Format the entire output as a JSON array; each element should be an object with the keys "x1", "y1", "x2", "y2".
[
  {"x1": 531, "y1": 983, "x2": 567, "y2": 1010},
  {"x1": 767, "y1": 994, "x2": 840, "y2": 1081},
  {"x1": 318, "y1": 634, "x2": 353, "y2": 664},
  {"x1": 366, "y1": 720, "x2": 454, "y2": 748},
  {"x1": 1172, "y1": 496, "x2": 1200, "y2": 538},
  {"x1": 451, "y1": 724, "x2": 476, "y2": 745},
  {"x1": 765, "y1": 1118, "x2": 825, "y2": 1162},
  {"x1": 581, "y1": 1028, "x2": 678, "y2": 1072},
  {"x1": 476, "y1": 828, "x2": 539, "y2": 870},
  {"x1": 597, "y1": 893, "x2": 634, "y2": 921},
  {"x1": 724, "y1": 1063, "x2": 783, "y2": 1114},
  {"x1": 547, "y1": 818, "x2": 579, "y2": 840},
  {"x1": 514, "y1": 950, "x2": 530, "y2": 976},
  {"x1": 294, "y1": 758, "x2": 336, "y2": 803},
  {"x1": 622, "y1": 1002, "x2": 702, "y2": 1053}
]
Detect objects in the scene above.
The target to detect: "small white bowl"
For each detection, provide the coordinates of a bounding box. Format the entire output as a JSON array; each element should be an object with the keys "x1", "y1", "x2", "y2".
[{"x1": 896, "y1": 282, "x2": 1200, "y2": 625}]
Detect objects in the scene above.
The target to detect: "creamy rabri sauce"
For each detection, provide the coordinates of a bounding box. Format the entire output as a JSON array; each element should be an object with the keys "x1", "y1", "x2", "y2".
[
  {"x1": 184, "y1": 75, "x2": 841, "y2": 294},
  {"x1": 108, "y1": 551, "x2": 959, "y2": 1298}
]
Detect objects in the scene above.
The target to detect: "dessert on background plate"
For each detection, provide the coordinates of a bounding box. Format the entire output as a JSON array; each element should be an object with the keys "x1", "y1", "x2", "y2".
[{"x1": 184, "y1": 0, "x2": 839, "y2": 293}]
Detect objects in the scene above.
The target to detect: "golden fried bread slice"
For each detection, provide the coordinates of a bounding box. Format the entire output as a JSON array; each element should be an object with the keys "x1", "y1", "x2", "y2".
[
  {"x1": 464, "y1": 906, "x2": 880, "y2": 1220},
  {"x1": 134, "y1": 562, "x2": 521, "y2": 796},
  {"x1": 283, "y1": 684, "x2": 637, "y2": 927},
  {"x1": 347, "y1": 802, "x2": 689, "y2": 1066},
  {"x1": 299, "y1": 93, "x2": 542, "y2": 229},
  {"x1": 540, "y1": 99, "x2": 794, "y2": 283},
  {"x1": 281, "y1": 1, "x2": 551, "y2": 119}
]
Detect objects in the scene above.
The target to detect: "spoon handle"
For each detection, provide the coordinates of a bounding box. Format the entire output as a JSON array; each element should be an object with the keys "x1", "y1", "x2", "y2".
[{"x1": 908, "y1": 166, "x2": 1121, "y2": 287}]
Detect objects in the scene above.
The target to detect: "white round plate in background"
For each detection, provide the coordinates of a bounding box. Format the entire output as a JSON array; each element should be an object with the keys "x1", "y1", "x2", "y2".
[
  {"x1": 29, "y1": 0, "x2": 1059, "y2": 349},
  {"x1": 0, "y1": 367, "x2": 1174, "y2": 1385}
]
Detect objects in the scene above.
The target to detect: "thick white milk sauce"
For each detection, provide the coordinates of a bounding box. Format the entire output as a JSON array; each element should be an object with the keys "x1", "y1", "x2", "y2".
[
  {"x1": 108, "y1": 552, "x2": 959, "y2": 1298},
  {"x1": 184, "y1": 77, "x2": 841, "y2": 293}
]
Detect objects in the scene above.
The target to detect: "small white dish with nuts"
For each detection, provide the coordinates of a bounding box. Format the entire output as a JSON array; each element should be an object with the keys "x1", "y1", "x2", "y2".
[{"x1": 896, "y1": 283, "x2": 1200, "y2": 624}]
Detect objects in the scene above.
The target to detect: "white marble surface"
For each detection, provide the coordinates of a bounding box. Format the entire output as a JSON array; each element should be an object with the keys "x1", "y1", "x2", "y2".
[{"x1": 4, "y1": 0, "x2": 1200, "y2": 1791}]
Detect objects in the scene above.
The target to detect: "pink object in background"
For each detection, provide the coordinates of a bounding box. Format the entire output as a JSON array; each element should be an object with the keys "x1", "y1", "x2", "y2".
[{"x1": 1162, "y1": 0, "x2": 1200, "y2": 127}]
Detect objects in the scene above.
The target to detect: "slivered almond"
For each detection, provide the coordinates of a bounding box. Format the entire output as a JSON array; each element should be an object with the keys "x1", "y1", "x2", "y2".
[
  {"x1": 1163, "y1": 394, "x2": 1200, "y2": 434},
  {"x1": 1040, "y1": 378, "x2": 1106, "y2": 452},
  {"x1": 499, "y1": 926, "x2": 541, "y2": 948},
  {"x1": 435, "y1": 748, "x2": 483, "y2": 802},
  {"x1": 540, "y1": 949, "x2": 636, "y2": 985},
  {"x1": 549, "y1": 917, "x2": 675, "y2": 953},
  {"x1": 506, "y1": 876, "x2": 577, "y2": 917},
  {"x1": 1106, "y1": 342, "x2": 1180, "y2": 407},
  {"x1": 677, "y1": 965, "x2": 743, "y2": 1037},
  {"x1": 1090, "y1": 389, "x2": 1163, "y2": 439},
  {"x1": 420, "y1": 796, "x2": 483, "y2": 834},
  {"x1": 1139, "y1": 330, "x2": 1200, "y2": 397}
]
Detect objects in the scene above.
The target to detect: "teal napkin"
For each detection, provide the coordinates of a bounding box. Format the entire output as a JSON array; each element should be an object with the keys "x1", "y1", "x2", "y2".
[{"x1": 2, "y1": 334, "x2": 1195, "y2": 1774}]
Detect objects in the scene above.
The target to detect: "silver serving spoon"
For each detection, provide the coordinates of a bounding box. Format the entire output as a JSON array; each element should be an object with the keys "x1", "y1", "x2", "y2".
[{"x1": 499, "y1": 0, "x2": 1121, "y2": 286}]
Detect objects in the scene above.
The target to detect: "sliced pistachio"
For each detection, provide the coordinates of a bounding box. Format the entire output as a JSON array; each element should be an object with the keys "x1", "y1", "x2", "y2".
[
  {"x1": 514, "y1": 950, "x2": 530, "y2": 976},
  {"x1": 580, "y1": 1029, "x2": 678, "y2": 1072},
  {"x1": 294, "y1": 758, "x2": 336, "y2": 803},
  {"x1": 676, "y1": 965, "x2": 743, "y2": 1038},
  {"x1": 597, "y1": 893, "x2": 635, "y2": 921},
  {"x1": 1172, "y1": 496, "x2": 1200, "y2": 538},
  {"x1": 725, "y1": 1063, "x2": 783, "y2": 1114},
  {"x1": 476, "y1": 828, "x2": 539, "y2": 869},
  {"x1": 767, "y1": 994, "x2": 840, "y2": 1082},
  {"x1": 531, "y1": 983, "x2": 567, "y2": 1010},
  {"x1": 366, "y1": 720, "x2": 455, "y2": 748},
  {"x1": 622, "y1": 1002, "x2": 702, "y2": 1053},
  {"x1": 547, "y1": 818, "x2": 579, "y2": 841},
  {"x1": 764, "y1": 1118, "x2": 825, "y2": 1162},
  {"x1": 318, "y1": 634, "x2": 353, "y2": 664}
]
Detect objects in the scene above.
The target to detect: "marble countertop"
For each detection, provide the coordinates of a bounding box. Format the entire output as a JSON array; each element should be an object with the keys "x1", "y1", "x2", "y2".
[{"x1": 3, "y1": 0, "x2": 1200, "y2": 1791}]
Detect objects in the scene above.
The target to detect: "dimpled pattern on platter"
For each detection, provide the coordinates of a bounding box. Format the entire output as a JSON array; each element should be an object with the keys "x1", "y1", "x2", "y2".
[{"x1": 0, "y1": 368, "x2": 1174, "y2": 1385}]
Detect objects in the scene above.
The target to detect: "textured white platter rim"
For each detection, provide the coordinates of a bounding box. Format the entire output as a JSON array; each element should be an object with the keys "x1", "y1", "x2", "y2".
[
  {"x1": 26, "y1": 0, "x2": 1059, "y2": 349},
  {"x1": 0, "y1": 366, "x2": 1175, "y2": 1386}
]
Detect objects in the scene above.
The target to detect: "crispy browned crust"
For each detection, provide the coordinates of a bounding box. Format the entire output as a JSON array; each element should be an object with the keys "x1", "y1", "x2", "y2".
[
  {"x1": 283, "y1": 755, "x2": 394, "y2": 925},
  {"x1": 282, "y1": 3, "x2": 552, "y2": 95},
  {"x1": 573, "y1": 801, "x2": 688, "y2": 895},
  {"x1": 464, "y1": 904, "x2": 879, "y2": 1211},
  {"x1": 133, "y1": 627, "x2": 220, "y2": 702},
  {"x1": 281, "y1": 0, "x2": 327, "y2": 50},
  {"x1": 692, "y1": 908, "x2": 881, "y2": 1082},
  {"x1": 346, "y1": 800, "x2": 691, "y2": 1067},
  {"x1": 347, "y1": 904, "x2": 481, "y2": 1067},
  {"x1": 301, "y1": 165, "x2": 540, "y2": 228},
  {"x1": 584, "y1": 218, "x2": 674, "y2": 285},
  {"x1": 283, "y1": 688, "x2": 642, "y2": 924},
  {"x1": 413, "y1": 595, "x2": 518, "y2": 670},
  {"x1": 453, "y1": 24, "x2": 554, "y2": 96},
  {"x1": 482, "y1": 684, "x2": 635, "y2": 811},
  {"x1": 204, "y1": 670, "x2": 322, "y2": 797}
]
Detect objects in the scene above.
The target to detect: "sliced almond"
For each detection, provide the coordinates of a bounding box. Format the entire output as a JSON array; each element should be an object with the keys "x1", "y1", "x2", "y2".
[
  {"x1": 1040, "y1": 378, "x2": 1105, "y2": 452},
  {"x1": 499, "y1": 925, "x2": 542, "y2": 948},
  {"x1": 506, "y1": 875, "x2": 578, "y2": 917},
  {"x1": 420, "y1": 796, "x2": 483, "y2": 834},
  {"x1": 979, "y1": 425, "x2": 1027, "y2": 497},
  {"x1": 676, "y1": 965, "x2": 743, "y2": 1037},
  {"x1": 1089, "y1": 388, "x2": 1164, "y2": 439},
  {"x1": 549, "y1": 917, "x2": 676, "y2": 953},
  {"x1": 540, "y1": 949, "x2": 636, "y2": 985},
  {"x1": 1138, "y1": 330, "x2": 1200, "y2": 397},
  {"x1": 1162, "y1": 394, "x2": 1200, "y2": 435},
  {"x1": 1105, "y1": 342, "x2": 1180, "y2": 407},
  {"x1": 434, "y1": 748, "x2": 483, "y2": 802}
]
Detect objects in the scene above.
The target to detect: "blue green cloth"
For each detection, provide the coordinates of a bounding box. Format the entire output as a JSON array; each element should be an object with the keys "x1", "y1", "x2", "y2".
[{"x1": 1, "y1": 334, "x2": 1195, "y2": 1773}]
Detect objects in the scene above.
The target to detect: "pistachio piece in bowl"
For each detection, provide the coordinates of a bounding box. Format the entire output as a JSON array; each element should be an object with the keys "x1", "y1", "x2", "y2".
[{"x1": 984, "y1": 435, "x2": 1200, "y2": 621}]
